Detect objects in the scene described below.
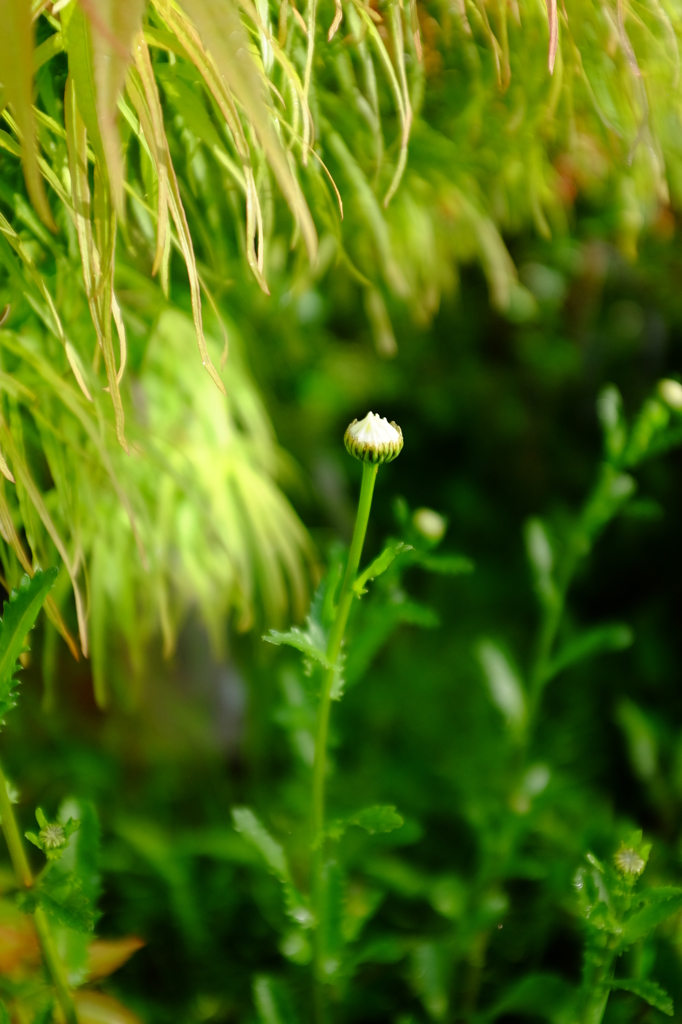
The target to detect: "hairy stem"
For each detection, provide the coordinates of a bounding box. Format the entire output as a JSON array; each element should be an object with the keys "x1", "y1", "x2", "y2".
[
  {"x1": 311, "y1": 460, "x2": 378, "y2": 1019},
  {"x1": 0, "y1": 758, "x2": 78, "y2": 1024}
]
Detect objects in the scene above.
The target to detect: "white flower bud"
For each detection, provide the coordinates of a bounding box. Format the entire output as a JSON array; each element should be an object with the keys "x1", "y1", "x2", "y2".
[
  {"x1": 344, "y1": 412, "x2": 403, "y2": 465},
  {"x1": 659, "y1": 378, "x2": 682, "y2": 411},
  {"x1": 413, "y1": 508, "x2": 446, "y2": 542},
  {"x1": 614, "y1": 844, "x2": 645, "y2": 877},
  {"x1": 39, "y1": 823, "x2": 66, "y2": 850}
]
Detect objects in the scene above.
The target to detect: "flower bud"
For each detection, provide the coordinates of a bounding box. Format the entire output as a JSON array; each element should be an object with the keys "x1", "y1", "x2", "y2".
[
  {"x1": 614, "y1": 843, "x2": 645, "y2": 877},
  {"x1": 413, "y1": 508, "x2": 447, "y2": 542},
  {"x1": 344, "y1": 412, "x2": 403, "y2": 465},
  {"x1": 659, "y1": 378, "x2": 682, "y2": 411}
]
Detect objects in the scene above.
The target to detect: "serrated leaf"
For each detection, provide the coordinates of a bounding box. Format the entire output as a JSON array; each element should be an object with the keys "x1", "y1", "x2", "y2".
[
  {"x1": 354, "y1": 542, "x2": 412, "y2": 594},
  {"x1": 263, "y1": 624, "x2": 330, "y2": 668},
  {"x1": 544, "y1": 623, "x2": 633, "y2": 681},
  {"x1": 476, "y1": 639, "x2": 526, "y2": 732},
  {"x1": 327, "y1": 805, "x2": 404, "y2": 840},
  {"x1": 232, "y1": 807, "x2": 290, "y2": 882},
  {"x1": 0, "y1": 568, "x2": 58, "y2": 717},
  {"x1": 611, "y1": 978, "x2": 673, "y2": 1016},
  {"x1": 620, "y1": 893, "x2": 682, "y2": 947},
  {"x1": 19, "y1": 873, "x2": 95, "y2": 933}
]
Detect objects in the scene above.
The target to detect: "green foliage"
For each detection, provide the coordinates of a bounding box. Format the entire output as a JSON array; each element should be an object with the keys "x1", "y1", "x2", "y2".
[
  {"x1": 0, "y1": 568, "x2": 57, "y2": 721},
  {"x1": 576, "y1": 833, "x2": 681, "y2": 1020},
  {"x1": 25, "y1": 806, "x2": 80, "y2": 862}
]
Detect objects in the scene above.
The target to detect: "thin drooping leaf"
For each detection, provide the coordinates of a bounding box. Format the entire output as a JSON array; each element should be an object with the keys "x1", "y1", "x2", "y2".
[
  {"x1": 181, "y1": 0, "x2": 318, "y2": 262},
  {"x1": 545, "y1": 0, "x2": 558, "y2": 73},
  {"x1": 0, "y1": 0, "x2": 55, "y2": 230},
  {"x1": 129, "y1": 35, "x2": 227, "y2": 396},
  {"x1": 80, "y1": 0, "x2": 146, "y2": 217}
]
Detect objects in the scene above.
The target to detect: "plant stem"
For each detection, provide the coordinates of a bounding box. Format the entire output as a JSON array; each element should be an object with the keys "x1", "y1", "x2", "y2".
[
  {"x1": 311, "y1": 461, "x2": 378, "y2": 1017},
  {"x1": 0, "y1": 758, "x2": 78, "y2": 1024},
  {"x1": 0, "y1": 760, "x2": 33, "y2": 889}
]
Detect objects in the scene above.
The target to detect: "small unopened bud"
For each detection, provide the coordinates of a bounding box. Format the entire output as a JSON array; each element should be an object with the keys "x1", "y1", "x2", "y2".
[
  {"x1": 39, "y1": 823, "x2": 65, "y2": 850},
  {"x1": 659, "y1": 379, "x2": 682, "y2": 411},
  {"x1": 413, "y1": 508, "x2": 446, "y2": 542},
  {"x1": 344, "y1": 411, "x2": 403, "y2": 465},
  {"x1": 614, "y1": 844, "x2": 645, "y2": 877}
]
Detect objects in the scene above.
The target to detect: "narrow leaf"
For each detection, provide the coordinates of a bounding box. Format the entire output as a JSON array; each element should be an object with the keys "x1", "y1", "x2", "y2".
[
  {"x1": 0, "y1": 0, "x2": 55, "y2": 229},
  {"x1": 611, "y1": 978, "x2": 673, "y2": 1016},
  {"x1": 545, "y1": 0, "x2": 558, "y2": 73},
  {"x1": 476, "y1": 639, "x2": 526, "y2": 731},
  {"x1": 545, "y1": 623, "x2": 633, "y2": 681},
  {"x1": 355, "y1": 542, "x2": 412, "y2": 593},
  {"x1": 80, "y1": 0, "x2": 146, "y2": 218},
  {"x1": 181, "y1": 0, "x2": 317, "y2": 261},
  {"x1": 232, "y1": 807, "x2": 290, "y2": 882}
]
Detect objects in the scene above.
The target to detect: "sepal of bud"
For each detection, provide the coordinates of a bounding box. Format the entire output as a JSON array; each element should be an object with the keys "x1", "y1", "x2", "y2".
[{"x1": 344, "y1": 412, "x2": 403, "y2": 464}]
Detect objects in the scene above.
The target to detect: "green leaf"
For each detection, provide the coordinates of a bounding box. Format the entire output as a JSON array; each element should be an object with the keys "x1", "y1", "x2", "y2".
[
  {"x1": 231, "y1": 808, "x2": 312, "y2": 928},
  {"x1": 410, "y1": 941, "x2": 449, "y2": 1020},
  {"x1": 524, "y1": 518, "x2": 557, "y2": 607},
  {"x1": 611, "y1": 978, "x2": 673, "y2": 1016},
  {"x1": 232, "y1": 807, "x2": 290, "y2": 882},
  {"x1": 484, "y1": 972, "x2": 579, "y2": 1023},
  {"x1": 597, "y1": 385, "x2": 628, "y2": 462},
  {"x1": 18, "y1": 872, "x2": 95, "y2": 933},
  {"x1": 411, "y1": 552, "x2": 474, "y2": 576},
  {"x1": 253, "y1": 976, "x2": 301, "y2": 1024},
  {"x1": 0, "y1": 568, "x2": 58, "y2": 721},
  {"x1": 263, "y1": 622, "x2": 330, "y2": 669},
  {"x1": 327, "y1": 805, "x2": 404, "y2": 840},
  {"x1": 0, "y1": 1000, "x2": 9, "y2": 1024},
  {"x1": 545, "y1": 623, "x2": 633, "y2": 681},
  {"x1": 476, "y1": 639, "x2": 526, "y2": 732},
  {"x1": 620, "y1": 893, "x2": 682, "y2": 947},
  {"x1": 354, "y1": 542, "x2": 413, "y2": 594}
]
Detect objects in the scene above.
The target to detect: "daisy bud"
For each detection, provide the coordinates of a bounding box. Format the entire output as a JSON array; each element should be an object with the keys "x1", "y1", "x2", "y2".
[
  {"x1": 344, "y1": 412, "x2": 403, "y2": 465},
  {"x1": 659, "y1": 379, "x2": 682, "y2": 411}
]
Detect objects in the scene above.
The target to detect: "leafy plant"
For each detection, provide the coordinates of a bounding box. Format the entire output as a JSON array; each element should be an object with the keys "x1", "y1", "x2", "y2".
[{"x1": 0, "y1": 572, "x2": 143, "y2": 1021}]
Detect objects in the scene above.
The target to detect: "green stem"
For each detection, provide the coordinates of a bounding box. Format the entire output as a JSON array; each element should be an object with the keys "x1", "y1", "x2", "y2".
[
  {"x1": 0, "y1": 760, "x2": 33, "y2": 889},
  {"x1": 311, "y1": 461, "x2": 378, "y2": 1017},
  {"x1": 0, "y1": 758, "x2": 78, "y2": 1024}
]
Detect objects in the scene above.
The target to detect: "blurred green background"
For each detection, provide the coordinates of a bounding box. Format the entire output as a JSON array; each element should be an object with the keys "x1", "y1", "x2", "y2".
[
  {"x1": 5, "y1": 222, "x2": 682, "y2": 1021},
  {"x1": 2, "y1": 1, "x2": 682, "y2": 1019}
]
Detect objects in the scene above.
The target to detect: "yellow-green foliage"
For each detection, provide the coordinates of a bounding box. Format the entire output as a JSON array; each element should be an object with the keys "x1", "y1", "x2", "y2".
[{"x1": 0, "y1": 0, "x2": 681, "y2": 698}]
